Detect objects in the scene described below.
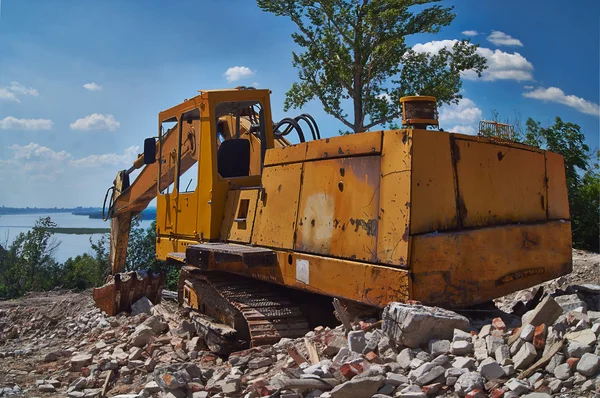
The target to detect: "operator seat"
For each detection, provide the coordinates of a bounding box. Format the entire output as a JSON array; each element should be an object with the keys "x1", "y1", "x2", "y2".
[{"x1": 217, "y1": 139, "x2": 250, "y2": 178}]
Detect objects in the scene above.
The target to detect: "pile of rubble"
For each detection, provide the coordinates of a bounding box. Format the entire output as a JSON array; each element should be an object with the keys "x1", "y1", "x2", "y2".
[{"x1": 0, "y1": 284, "x2": 598, "y2": 397}]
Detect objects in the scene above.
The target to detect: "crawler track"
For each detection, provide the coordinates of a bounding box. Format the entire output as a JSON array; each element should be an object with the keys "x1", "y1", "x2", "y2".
[{"x1": 180, "y1": 267, "x2": 310, "y2": 351}]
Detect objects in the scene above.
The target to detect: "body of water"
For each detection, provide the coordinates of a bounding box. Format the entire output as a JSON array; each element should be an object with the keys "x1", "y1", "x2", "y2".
[{"x1": 0, "y1": 213, "x2": 153, "y2": 263}]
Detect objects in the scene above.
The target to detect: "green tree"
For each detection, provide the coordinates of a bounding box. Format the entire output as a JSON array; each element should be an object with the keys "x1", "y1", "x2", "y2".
[
  {"x1": 257, "y1": 0, "x2": 487, "y2": 133},
  {"x1": 0, "y1": 217, "x2": 60, "y2": 297},
  {"x1": 523, "y1": 117, "x2": 599, "y2": 252},
  {"x1": 61, "y1": 253, "x2": 107, "y2": 290}
]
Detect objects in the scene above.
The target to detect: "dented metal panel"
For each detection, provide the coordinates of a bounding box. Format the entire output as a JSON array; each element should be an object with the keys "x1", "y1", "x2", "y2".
[
  {"x1": 377, "y1": 130, "x2": 412, "y2": 266},
  {"x1": 454, "y1": 138, "x2": 547, "y2": 228},
  {"x1": 252, "y1": 164, "x2": 303, "y2": 249},
  {"x1": 295, "y1": 157, "x2": 380, "y2": 262},
  {"x1": 410, "y1": 221, "x2": 572, "y2": 308},
  {"x1": 304, "y1": 131, "x2": 383, "y2": 161},
  {"x1": 264, "y1": 142, "x2": 308, "y2": 166},
  {"x1": 220, "y1": 189, "x2": 259, "y2": 243},
  {"x1": 410, "y1": 130, "x2": 458, "y2": 234},
  {"x1": 545, "y1": 152, "x2": 570, "y2": 220}
]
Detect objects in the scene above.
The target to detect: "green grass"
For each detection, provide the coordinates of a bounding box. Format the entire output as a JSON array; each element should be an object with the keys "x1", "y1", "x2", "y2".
[{"x1": 43, "y1": 227, "x2": 110, "y2": 235}]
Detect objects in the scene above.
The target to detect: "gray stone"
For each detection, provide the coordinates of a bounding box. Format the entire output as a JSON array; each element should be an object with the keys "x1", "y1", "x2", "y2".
[
  {"x1": 547, "y1": 378, "x2": 562, "y2": 393},
  {"x1": 474, "y1": 338, "x2": 488, "y2": 361},
  {"x1": 143, "y1": 315, "x2": 169, "y2": 334},
  {"x1": 565, "y1": 341, "x2": 593, "y2": 358},
  {"x1": 348, "y1": 330, "x2": 367, "y2": 353},
  {"x1": 409, "y1": 358, "x2": 425, "y2": 369},
  {"x1": 248, "y1": 357, "x2": 272, "y2": 369},
  {"x1": 129, "y1": 325, "x2": 154, "y2": 347},
  {"x1": 415, "y1": 365, "x2": 445, "y2": 386},
  {"x1": 144, "y1": 381, "x2": 160, "y2": 393},
  {"x1": 575, "y1": 352, "x2": 599, "y2": 376},
  {"x1": 377, "y1": 383, "x2": 396, "y2": 395},
  {"x1": 409, "y1": 362, "x2": 435, "y2": 382},
  {"x1": 382, "y1": 302, "x2": 470, "y2": 348},
  {"x1": 445, "y1": 368, "x2": 468, "y2": 378},
  {"x1": 502, "y1": 364, "x2": 515, "y2": 377},
  {"x1": 416, "y1": 350, "x2": 432, "y2": 362},
  {"x1": 554, "y1": 294, "x2": 587, "y2": 313},
  {"x1": 505, "y1": 378, "x2": 530, "y2": 395},
  {"x1": 478, "y1": 358, "x2": 504, "y2": 381},
  {"x1": 565, "y1": 329, "x2": 596, "y2": 346},
  {"x1": 544, "y1": 353, "x2": 564, "y2": 373},
  {"x1": 329, "y1": 375, "x2": 384, "y2": 398},
  {"x1": 510, "y1": 338, "x2": 524, "y2": 356},
  {"x1": 453, "y1": 356, "x2": 476, "y2": 369},
  {"x1": 131, "y1": 296, "x2": 153, "y2": 315},
  {"x1": 521, "y1": 393, "x2": 551, "y2": 398},
  {"x1": 553, "y1": 363, "x2": 571, "y2": 380},
  {"x1": 494, "y1": 344, "x2": 511, "y2": 365},
  {"x1": 67, "y1": 392, "x2": 86, "y2": 398},
  {"x1": 396, "y1": 385, "x2": 426, "y2": 398},
  {"x1": 363, "y1": 330, "x2": 383, "y2": 354},
  {"x1": 513, "y1": 342, "x2": 537, "y2": 369},
  {"x1": 431, "y1": 354, "x2": 450, "y2": 367},
  {"x1": 71, "y1": 354, "x2": 93, "y2": 371},
  {"x1": 588, "y1": 310, "x2": 600, "y2": 322},
  {"x1": 38, "y1": 384, "x2": 56, "y2": 393},
  {"x1": 520, "y1": 324, "x2": 535, "y2": 342},
  {"x1": 454, "y1": 372, "x2": 484, "y2": 397},
  {"x1": 428, "y1": 340, "x2": 450, "y2": 357},
  {"x1": 396, "y1": 348, "x2": 414, "y2": 369},
  {"x1": 451, "y1": 340, "x2": 473, "y2": 356},
  {"x1": 385, "y1": 373, "x2": 408, "y2": 385},
  {"x1": 453, "y1": 329, "x2": 472, "y2": 342},
  {"x1": 486, "y1": 335, "x2": 504, "y2": 356},
  {"x1": 524, "y1": 296, "x2": 564, "y2": 327}
]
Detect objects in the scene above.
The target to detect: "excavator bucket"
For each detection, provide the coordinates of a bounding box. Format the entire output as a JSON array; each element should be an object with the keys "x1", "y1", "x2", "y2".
[{"x1": 93, "y1": 271, "x2": 165, "y2": 316}]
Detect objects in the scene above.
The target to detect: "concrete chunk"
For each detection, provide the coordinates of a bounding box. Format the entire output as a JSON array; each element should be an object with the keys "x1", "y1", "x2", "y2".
[
  {"x1": 553, "y1": 363, "x2": 571, "y2": 380},
  {"x1": 526, "y1": 296, "x2": 564, "y2": 327},
  {"x1": 513, "y1": 342, "x2": 537, "y2": 370},
  {"x1": 348, "y1": 330, "x2": 367, "y2": 353},
  {"x1": 382, "y1": 302, "x2": 469, "y2": 348},
  {"x1": 451, "y1": 340, "x2": 473, "y2": 356},
  {"x1": 575, "y1": 353, "x2": 599, "y2": 376},
  {"x1": 329, "y1": 375, "x2": 384, "y2": 398},
  {"x1": 478, "y1": 358, "x2": 504, "y2": 381},
  {"x1": 454, "y1": 372, "x2": 484, "y2": 397},
  {"x1": 520, "y1": 324, "x2": 535, "y2": 342},
  {"x1": 555, "y1": 294, "x2": 587, "y2": 313},
  {"x1": 428, "y1": 339, "x2": 450, "y2": 357}
]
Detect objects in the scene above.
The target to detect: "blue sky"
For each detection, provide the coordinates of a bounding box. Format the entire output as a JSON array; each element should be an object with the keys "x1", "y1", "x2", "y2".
[{"x1": 0, "y1": 0, "x2": 598, "y2": 207}]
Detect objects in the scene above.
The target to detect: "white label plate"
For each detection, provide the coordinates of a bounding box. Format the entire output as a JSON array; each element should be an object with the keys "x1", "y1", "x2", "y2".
[{"x1": 296, "y1": 259, "x2": 309, "y2": 284}]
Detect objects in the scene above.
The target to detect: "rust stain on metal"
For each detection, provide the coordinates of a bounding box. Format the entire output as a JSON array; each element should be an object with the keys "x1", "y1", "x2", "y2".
[{"x1": 349, "y1": 218, "x2": 377, "y2": 237}]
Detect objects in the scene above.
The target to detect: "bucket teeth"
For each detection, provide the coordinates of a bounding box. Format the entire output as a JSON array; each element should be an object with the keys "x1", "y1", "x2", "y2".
[{"x1": 93, "y1": 271, "x2": 165, "y2": 316}]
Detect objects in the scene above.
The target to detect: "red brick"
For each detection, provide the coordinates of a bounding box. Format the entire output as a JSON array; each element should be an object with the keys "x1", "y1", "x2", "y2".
[
  {"x1": 466, "y1": 389, "x2": 487, "y2": 398},
  {"x1": 492, "y1": 317, "x2": 506, "y2": 331},
  {"x1": 567, "y1": 357, "x2": 580, "y2": 368},
  {"x1": 365, "y1": 351, "x2": 384, "y2": 364},
  {"x1": 533, "y1": 323, "x2": 547, "y2": 350},
  {"x1": 490, "y1": 387, "x2": 505, "y2": 398},
  {"x1": 340, "y1": 363, "x2": 363, "y2": 379}
]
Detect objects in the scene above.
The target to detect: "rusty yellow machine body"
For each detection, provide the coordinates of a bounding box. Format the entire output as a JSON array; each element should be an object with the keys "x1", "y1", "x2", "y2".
[{"x1": 94, "y1": 88, "x2": 572, "y2": 347}]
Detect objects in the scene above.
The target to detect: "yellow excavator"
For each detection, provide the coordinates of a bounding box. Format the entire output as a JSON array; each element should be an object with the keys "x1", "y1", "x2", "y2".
[{"x1": 94, "y1": 87, "x2": 572, "y2": 352}]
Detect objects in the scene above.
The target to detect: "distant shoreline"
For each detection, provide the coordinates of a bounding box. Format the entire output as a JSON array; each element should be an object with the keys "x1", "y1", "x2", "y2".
[
  {"x1": 0, "y1": 207, "x2": 157, "y2": 220},
  {"x1": 42, "y1": 227, "x2": 111, "y2": 235}
]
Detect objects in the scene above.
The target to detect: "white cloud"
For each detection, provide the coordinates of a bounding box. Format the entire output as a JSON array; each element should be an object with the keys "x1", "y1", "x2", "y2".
[
  {"x1": 439, "y1": 98, "x2": 482, "y2": 125},
  {"x1": 412, "y1": 40, "x2": 534, "y2": 82},
  {"x1": 376, "y1": 93, "x2": 393, "y2": 104},
  {"x1": 523, "y1": 87, "x2": 600, "y2": 116},
  {"x1": 448, "y1": 125, "x2": 477, "y2": 135},
  {"x1": 462, "y1": 30, "x2": 479, "y2": 36},
  {"x1": 83, "y1": 82, "x2": 103, "y2": 91},
  {"x1": 0, "y1": 116, "x2": 53, "y2": 130},
  {"x1": 251, "y1": 82, "x2": 260, "y2": 87},
  {"x1": 69, "y1": 146, "x2": 140, "y2": 168},
  {"x1": 70, "y1": 113, "x2": 120, "y2": 131},
  {"x1": 487, "y1": 31, "x2": 523, "y2": 47},
  {"x1": 224, "y1": 66, "x2": 255, "y2": 83},
  {"x1": 524, "y1": 85, "x2": 534, "y2": 90},
  {"x1": 9, "y1": 142, "x2": 71, "y2": 161},
  {"x1": 0, "y1": 81, "x2": 39, "y2": 103}
]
